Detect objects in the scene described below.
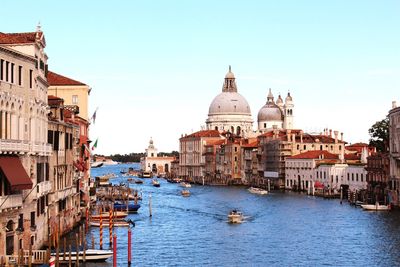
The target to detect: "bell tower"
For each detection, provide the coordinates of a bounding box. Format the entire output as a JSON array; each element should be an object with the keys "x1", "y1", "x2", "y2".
[{"x1": 283, "y1": 92, "x2": 294, "y2": 129}]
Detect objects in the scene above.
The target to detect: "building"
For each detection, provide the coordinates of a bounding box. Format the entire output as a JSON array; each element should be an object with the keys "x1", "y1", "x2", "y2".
[
  {"x1": 257, "y1": 89, "x2": 294, "y2": 132},
  {"x1": 0, "y1": 28, "x2": 52, "y2": 256},
  {"x1": 203, "y1": 139, "x2": 226, "y2": 185},
  {"x1": 47, "y1": 71, "x2": 91, "y2": 121},
  {"x1": 47, "y1": 71, "x2": 91, "y2": 208},
  {"x1": 241, "y1": 139, "x2": 259, "y2": 186},
  {"x1": 179, "y1": 130, "x2": 222, "y2": 183},
  {"x1": 259, "y1": 129, "x2": 346, "y2": 189},
  {"x1": 47, "y1": 96, "x2": 81, "y2": 237},
  {"x1": 140, "y1": 138, "x2": 175, "y2": 175},
  {"x1": 389, "y1": 101, "x2": 400, "y2": 206},
  {"x1": 205, "y1": 66, "x2": 253, "y2": 137},
  {"x1": 285, "y1": 150, "x2": 367, "y2": 195},
  {"x1": 366, "y1": 153, "x2": 390, "y2": 204}
]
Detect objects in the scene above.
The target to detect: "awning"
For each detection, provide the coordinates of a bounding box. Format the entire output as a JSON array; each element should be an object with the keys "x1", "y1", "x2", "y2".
[
  {"x1": 314, "y1": 181, "x2": 324, "y2": 189},
  {"x1": 0, "y1": 156, "x2": 33, "y2": 190}
]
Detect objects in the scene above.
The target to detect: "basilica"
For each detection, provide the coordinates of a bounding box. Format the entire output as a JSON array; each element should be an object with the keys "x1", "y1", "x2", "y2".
[{"x1": 205, "y1": 66, "x2": 294, "y2": 135}]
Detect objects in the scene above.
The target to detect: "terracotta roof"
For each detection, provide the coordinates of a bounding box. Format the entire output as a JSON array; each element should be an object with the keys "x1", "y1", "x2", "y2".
[
  {"x1": 242, "y1": 140, "x2": 258, "y2": 148},
  {"x1": 48, "y1": 71, "x2": 86, "y2": 86},
  {"x1": 344, "y1": 153, "x2": 360, "y2": 160},
  {"x1": 288, "y1": 150, "x2": 339, "y2": 160},
  {"x1": 48, "y1": 95, "x2": 63, "y2": 101},
  {"x1": 181, "y1": 130, "x2": 221, "y2": 139},
  {"x1": 205, "y1": 139, "x2": 225, "y2": 146},
  {"x1": 0, "y1": 32, "x2": 42, "y2": 44}
]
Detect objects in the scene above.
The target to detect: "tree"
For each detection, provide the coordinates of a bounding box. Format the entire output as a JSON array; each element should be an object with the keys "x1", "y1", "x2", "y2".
[{"x1": 368, "y1": 117, "x2": 389, "y2": 152}]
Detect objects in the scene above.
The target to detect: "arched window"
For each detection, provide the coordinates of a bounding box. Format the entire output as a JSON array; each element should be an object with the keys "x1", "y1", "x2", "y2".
[
  {"x1": 236, "y1": 126, "x2": 241, "y2": 136},
  {"x1": 215, "y1": 126, "x2": 218, "y2": 131}
]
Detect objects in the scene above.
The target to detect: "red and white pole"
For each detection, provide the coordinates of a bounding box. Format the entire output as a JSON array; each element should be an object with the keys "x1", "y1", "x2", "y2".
[
  {"x1": 113, "y1": 234, "x2": 117, "y2": 267},
  {"x1": 49, "y1": 256, "x2": 55, "y2": 267}
]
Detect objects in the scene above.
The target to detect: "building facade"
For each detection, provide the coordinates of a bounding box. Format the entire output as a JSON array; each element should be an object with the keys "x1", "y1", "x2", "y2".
[
  {"x1": 0, "y1": 28, "x2": 52, "y2": 256},
  {"x1": 140, "y1": 138, "x2": 175, "y2": 175},
  {"x1": 389, "y1": 101, "x2": 400, "y2": 206}
]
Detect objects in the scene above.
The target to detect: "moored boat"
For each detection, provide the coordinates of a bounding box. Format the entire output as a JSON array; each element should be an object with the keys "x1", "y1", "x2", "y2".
[
  {"x1": 113, "y1": 202, "x2": 141, "y2": 213},
  {"x1": 180, "y1": 182, "x2": 191, "y2": 188},
  {"x1": 135, "y1": 179, "x2": 144, "y2": 184},
  {"x1": 248, "y1": 187, "x2": 268, "y2": 195},
  {"x1": 91, "y1": 211, "x2": 128, "y2": 220},
  {"x1": 52, "y1": 249, "x2": 112, "y2": 262},
  {"x1": 361, "y1": 202, "x2": 391, "y2": 211},
  {"x1": 228, "y1": 209, "x2": 244, "y2": 224},
  {"x1": 152, "y1": 179, "x2": 160, "y2": 187}
]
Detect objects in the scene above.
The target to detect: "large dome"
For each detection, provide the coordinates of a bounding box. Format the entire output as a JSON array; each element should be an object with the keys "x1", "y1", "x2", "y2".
[
  {"x1": 208, "y1": 92, "x2": 251, "y2": 115},
  {"x1": 257, "y1": 102, "x2": 283, "y2": 122}
]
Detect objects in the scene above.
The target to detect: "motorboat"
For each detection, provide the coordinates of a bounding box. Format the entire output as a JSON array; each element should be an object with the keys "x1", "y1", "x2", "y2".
[
  {"x1": 248, "y1": 187, "x2": 268, "y2": 195},
  {"x1": 142, "y1": 171, "x2": 152, "y2": 178},
  {"x1": 113, "y1": 202, "x2": 141, "y2": 213},
  {"x1": 181, "y1": 189, "x2": 190, "y2": 197},
  {"x1": 152, "y1": 179, "x2": 160, "y2": 187},
  {"x1": 180, "y1": 182, "x2": 191, "y2": 188},
  {"x1": 228, "y1": 210, "x2": 244, "y2": 224},
  {"x1": 361, "y1": 202, "x2": 391, "y2": 211},
  {"x1": 91, "y1": 211, "x2": 128, "y2": 220},
  {"x1": 91, "y1": 162, "x2": 103, "y2": 168},
  {"x1": 52, "y1": 249, "x2": 113, "y2": 262},
  {"x1": 135, "y1": 179, "x2": 144, "y2": 184},
  {"x1": 89, "y1": 220, "x2": 130, "y2": 227}
]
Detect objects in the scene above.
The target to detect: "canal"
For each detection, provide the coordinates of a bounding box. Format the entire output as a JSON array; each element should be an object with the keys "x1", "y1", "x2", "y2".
[{"x1": 85, "y1": 163, "x2": 400, "y2": 266}]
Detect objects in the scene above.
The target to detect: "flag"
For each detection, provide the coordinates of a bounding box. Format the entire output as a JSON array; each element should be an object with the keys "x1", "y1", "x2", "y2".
[
  {"x1": 92, "y1": 138, "x2": 98, "y2": 151},
  {"x1": 91, "y1": 107, "x2": 98, "y2": 124}
]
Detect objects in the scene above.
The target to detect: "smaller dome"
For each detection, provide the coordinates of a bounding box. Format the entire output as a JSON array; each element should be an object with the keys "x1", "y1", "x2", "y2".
[{"x1": 257, "y1": 102, "x2": 284, "y2": 122}]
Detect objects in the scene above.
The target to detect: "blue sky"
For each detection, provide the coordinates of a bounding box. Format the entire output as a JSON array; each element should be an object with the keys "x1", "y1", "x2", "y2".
[{"x1": 2, "y1": 1, "x2": 399, "y2": 155}]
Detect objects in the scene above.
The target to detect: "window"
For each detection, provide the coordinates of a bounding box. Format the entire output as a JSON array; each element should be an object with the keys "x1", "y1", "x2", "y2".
[
  {"x1": 6, "y1": 61, "x2": 9, "y2": 82},
  {"x1": 264, "y1": 123, "x2": 266, "y2": 128},
  {"x1": 356, "y1": 173, "x2": 359, "y2": 182},
  {"x1": 72, "y1": 95, "x2": 78, "y2": 104},
  {"x1": 234, "y1": 147, "x2": 237, "y2": 152},
  {"x1": 18, "y1": 214, "x2": 24, "y2": 231},
  {"x1": 30, "y1": 212, "x2": 35, "y2": 228},
  {"x1": 18, "y1": 66, "x2": 22, "y2": 86},
  {"x1": 304, "y1": 145, "x2": 306, "y2": 150},
  {"x1": 352, "y1": 173, "x2": 354, "y2": 181},
  {"x1": 0, "y1": 59, "x2": 3, "y2": 80},
  {"x1": 347, "y1": 173, "x2": 349, "y2": 181},
  {"x1": 10, "y1": 63, "x2": 14, "y2": 83},
  {"x1": 361, "y1": 174, "x2": 364, "y2": 182},
  {"x1": 29, "y1": 69, "x2": 33, "y2": 88}
]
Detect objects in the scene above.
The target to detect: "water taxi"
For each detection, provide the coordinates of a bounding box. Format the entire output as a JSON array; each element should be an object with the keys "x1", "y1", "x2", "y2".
[
  {"x1": 228, "y1": 210, "x2": 244, "y2": 224},
  {"x1": 248, "y1": 187, "x2": 268, "y2": 195},
  {"x1": 180, "y1": 182, "x2": 191, "y2": 188},
  {"x1": 52, "y1": 249, "x2": 113, "y2": 262},
  {"x1": 361, "y1": 202, "x2": 391, "y2": 211}
]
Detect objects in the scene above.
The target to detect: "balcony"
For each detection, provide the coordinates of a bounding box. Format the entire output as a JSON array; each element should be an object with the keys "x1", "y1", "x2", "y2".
[
  {"x1": 0, "y1": 194, "x2": 23, "y2": 210},
  {"x1": 31, "y1": 142, "x2": 52, "y2": 156},
  {"x1": 37, "y1": 180, "x2": 52, "y2": 197},
  {"x1": 0, "y1": 139, "x2": 30, "y2": 154}
]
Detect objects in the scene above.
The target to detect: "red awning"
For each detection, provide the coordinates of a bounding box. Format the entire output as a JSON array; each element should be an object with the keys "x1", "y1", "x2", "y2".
[
  {"x1": 314, "y1": 181, "x2": 324, "y2": 189},
  {"x1": 0, "y1": 156, "x2": 33, "y2": 190}
]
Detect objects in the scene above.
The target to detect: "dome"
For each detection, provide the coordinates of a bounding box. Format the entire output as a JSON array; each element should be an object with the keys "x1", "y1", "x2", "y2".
[
  {"x1": 208, "y1": 92, "x2": 251, "y2": 115},
  {"x1": 257, "y1": 102, "x2": 284, "y2": 122}
]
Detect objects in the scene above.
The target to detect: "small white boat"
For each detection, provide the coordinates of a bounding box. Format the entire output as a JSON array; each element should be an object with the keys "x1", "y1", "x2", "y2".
[
  {"x1": 248, "y1": 187, "x2": 268, "y2": 195},
  {"x1": 52, "y1": 249, "x2": 113, "y2": 262},
  {"x1": 180, "y1": 182, "x2": 191, "y2": 188},
  {"x1": 228, "y1": 210, "x2": 244, "y2": 224},
  {"x1": 181, "y1": 189, "x2": 190, "y2": 197},
  {"x1": 361, "y1": 202, "x2": 391, "y2": 211}
]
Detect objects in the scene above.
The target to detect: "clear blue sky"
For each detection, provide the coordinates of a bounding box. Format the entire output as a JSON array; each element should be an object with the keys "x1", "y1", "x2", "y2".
[{"x1": 2, "y1": 1, "x2": 399, "y2": 155}]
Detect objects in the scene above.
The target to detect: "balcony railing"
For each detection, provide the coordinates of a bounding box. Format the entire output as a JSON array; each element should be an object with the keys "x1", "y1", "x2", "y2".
[
  {"x1": 0, "y1": 194, "x2": 23, "y2": 210},
  {"x1": 32, "y1": 142, "x2": 52, "y2": 156},
  {"x1": 0, "y1": 139, "x2": 30, "y2": 153},
  {"x1": 37, "y1": 180, "x2": 52, "y2": 197}
]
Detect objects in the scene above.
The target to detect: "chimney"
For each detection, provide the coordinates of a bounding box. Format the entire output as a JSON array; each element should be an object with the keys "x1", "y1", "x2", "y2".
[
  {"x1": 393, "y1": 101, "x2": 397, "y2": 109},
  {"x1": 340, "y1": 132, "x2": 343, "y2": 142},
  {"x1": 329, "y1": 129, "x2": 332, "y2": 137},
  {"x1": 334, "y1": 131, "x2": 338, "y2": 144},
  {"x1": 287, "y1": 129, "x2": 292, "y2": 142},
  {"x1": 300, "y1": 130, "x2": 303, "y2": 143},
  {"x1": 292, "y1": 133, "x2": 296, "y2": 143}
]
